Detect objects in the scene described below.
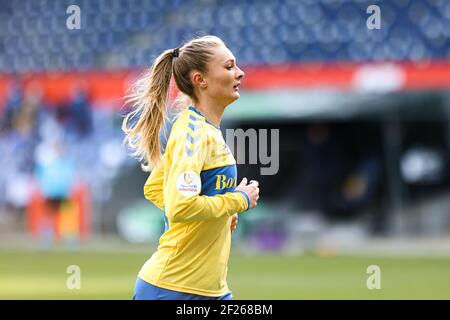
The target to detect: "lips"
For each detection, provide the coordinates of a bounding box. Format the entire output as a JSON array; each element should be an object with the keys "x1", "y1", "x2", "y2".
[{"x1": 233, "y1": 82, "x2": 240, "y2": 90}]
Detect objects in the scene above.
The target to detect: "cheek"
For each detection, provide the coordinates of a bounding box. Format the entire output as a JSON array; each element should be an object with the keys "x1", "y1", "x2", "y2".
[
  {"x1": 206, "y1": 71, "x2": 235, "y2": 96},
  {"x1": 214, "y1": 73, "x2": 232, "y2": 86},
  {"x1": 221, "y1": 74, "x2": 235, "y2": 90},
  {"x1": 210, "y1": 75, "x2": 233, "y2": 93}
]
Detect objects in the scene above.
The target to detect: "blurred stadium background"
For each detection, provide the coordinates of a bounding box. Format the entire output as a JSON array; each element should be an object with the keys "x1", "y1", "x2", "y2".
[{"x1": 1, "y1": 0, "x2": 450, "y2": 299}]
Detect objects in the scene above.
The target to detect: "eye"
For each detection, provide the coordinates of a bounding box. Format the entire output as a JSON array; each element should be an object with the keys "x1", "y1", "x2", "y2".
[{"x1": 226, "y1": 66, "x2": 233, "y2": 70}]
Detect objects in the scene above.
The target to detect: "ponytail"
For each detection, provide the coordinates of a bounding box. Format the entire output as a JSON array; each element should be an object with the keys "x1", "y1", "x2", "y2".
[{"x1": 122, "y1": 49, "x2": 174, "y2": 171}]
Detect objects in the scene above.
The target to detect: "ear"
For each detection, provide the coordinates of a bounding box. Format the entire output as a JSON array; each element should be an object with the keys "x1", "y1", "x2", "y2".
[{"x1": 192, "y1": 71, "x2": 207, "y2": 89}]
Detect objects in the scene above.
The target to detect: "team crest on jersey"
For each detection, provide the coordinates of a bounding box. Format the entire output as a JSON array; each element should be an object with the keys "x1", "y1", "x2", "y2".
[{"x1": 176, "y1": 170, "x2": 201, "y2": 196}]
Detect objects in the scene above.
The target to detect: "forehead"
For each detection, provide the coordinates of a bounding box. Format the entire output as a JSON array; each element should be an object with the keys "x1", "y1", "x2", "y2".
[{"x1": 209, "y1": 45, "x2": 235, "y2": 63}]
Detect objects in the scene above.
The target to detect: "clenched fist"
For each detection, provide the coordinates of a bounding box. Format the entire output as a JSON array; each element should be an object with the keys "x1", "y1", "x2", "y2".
[{"x1": 235, "y1": 177, "x2": 259, "y2": 209}]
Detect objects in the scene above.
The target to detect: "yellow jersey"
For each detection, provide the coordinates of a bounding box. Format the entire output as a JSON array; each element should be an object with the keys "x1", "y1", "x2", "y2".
[{"x1": 138, "y1": 106, "x2": 250, "y2": 297}]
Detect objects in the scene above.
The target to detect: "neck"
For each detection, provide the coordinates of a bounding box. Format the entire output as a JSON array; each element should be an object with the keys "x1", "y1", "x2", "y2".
[{"x1": 193, "y1": 99, "x2": 226, "y2": 128}]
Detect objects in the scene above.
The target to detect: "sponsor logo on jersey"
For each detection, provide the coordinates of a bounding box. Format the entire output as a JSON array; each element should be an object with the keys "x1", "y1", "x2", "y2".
[
  {"x1": 177, "y1": 171, "x2": 201, "y2": 196},
  {"x1": 215, "y1": 174, "x2": 237, "y2": 190}
]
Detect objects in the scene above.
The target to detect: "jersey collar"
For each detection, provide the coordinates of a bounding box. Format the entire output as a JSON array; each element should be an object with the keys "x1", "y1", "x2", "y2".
[{"x1": 188, "y1": 106, "x2": 221, "y2": 130}]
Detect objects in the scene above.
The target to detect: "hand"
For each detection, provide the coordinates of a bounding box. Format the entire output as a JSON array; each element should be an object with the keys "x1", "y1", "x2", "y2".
[
  {"x1": 235, "y1": 177, "x2": 260, "y2": 209},
  {"x1": 230, "y1": 213, "x2": 238, "y2": 233}
]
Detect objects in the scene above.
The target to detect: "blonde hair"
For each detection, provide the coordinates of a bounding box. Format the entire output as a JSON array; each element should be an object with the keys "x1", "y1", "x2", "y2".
[{"x1": 122, "y1": 35, "x2": 225, "y2": 171}]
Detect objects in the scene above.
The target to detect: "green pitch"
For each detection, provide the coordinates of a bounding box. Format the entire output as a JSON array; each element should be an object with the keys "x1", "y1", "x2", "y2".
[{"x1": 1, "y1": 249, "x2": 450, "y2": 299}]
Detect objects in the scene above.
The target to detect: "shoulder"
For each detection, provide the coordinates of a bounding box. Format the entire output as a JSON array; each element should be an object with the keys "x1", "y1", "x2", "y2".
[
  {"x1": 166, "y1": 109, "x2": 209, "y2": 158},
  {"x1": 169, "y1": 109, "x2": 207, "y2": 141}
]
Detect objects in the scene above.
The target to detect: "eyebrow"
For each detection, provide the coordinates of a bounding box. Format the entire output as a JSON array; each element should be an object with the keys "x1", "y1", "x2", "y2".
[{"x1": 224, "y1": 58, "x2": 235, "y2": 64}]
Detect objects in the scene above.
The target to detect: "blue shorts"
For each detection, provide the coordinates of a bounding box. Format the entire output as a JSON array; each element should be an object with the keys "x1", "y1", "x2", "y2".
[{"x1": 133, "y1": 277, "x2": 233, "y2": 300}]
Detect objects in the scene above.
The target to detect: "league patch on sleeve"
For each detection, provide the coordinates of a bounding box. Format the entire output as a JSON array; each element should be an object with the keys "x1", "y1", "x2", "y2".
[{"x1": 176, "y1": 171, "x2": 201, "y2": 196}]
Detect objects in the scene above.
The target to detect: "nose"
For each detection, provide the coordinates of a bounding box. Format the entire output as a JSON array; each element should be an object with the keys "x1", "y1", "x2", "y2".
[{"x1": 237, "y1": 66, "x2": 244, "y2": 80}]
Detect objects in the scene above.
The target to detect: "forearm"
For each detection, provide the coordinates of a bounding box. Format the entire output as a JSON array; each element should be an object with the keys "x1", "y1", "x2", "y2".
[{"x1": 165, "y1": 191, "x2": 249, "y2": 223}]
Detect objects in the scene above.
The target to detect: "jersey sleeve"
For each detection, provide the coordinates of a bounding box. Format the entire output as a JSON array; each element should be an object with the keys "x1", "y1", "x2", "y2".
[
  {"x1": 143, "y1": 161, "x2": 165, "y2": 211},
  {"x1": 163, "y1": 126, "x2": 249, "y2": 223}
]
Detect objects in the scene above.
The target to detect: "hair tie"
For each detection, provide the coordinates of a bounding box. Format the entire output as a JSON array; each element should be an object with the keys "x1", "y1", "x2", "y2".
[{"x1": 172, "y1": 47, "x2": 180, "y2": 58}]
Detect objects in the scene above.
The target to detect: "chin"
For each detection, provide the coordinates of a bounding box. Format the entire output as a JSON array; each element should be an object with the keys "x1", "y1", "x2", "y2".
[
  {"x1": 228, "y1": 97, "x2": 239, "y2": 106},
  {"x1": 223, "y1": 93, "x2": 240, "y2": 108}
]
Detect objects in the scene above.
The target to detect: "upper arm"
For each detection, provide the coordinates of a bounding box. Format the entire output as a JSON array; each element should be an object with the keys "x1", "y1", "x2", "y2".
[
  {"x1": 163, "y1": 122, "x2": 209, "y2": 218},
  {"x1": 164, "y1": 123, "x2": 207, "y2": 198}
]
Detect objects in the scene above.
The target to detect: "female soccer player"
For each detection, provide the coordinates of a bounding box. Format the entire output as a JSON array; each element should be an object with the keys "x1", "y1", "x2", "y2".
[{"x1": 122, "y1": 35, "x2": 260, "y2": 300}]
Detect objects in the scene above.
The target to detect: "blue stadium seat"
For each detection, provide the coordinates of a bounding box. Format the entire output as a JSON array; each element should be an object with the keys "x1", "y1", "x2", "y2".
[{"x1": 0, "y1": 0, "x2": 449, "y2": 71}]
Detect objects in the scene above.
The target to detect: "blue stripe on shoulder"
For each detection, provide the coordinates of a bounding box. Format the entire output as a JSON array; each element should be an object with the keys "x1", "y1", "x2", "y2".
[
  {"x1": 185, "y1": 146, "x2": 193, "y2": 157},
  {"x1": 188, "y1": 122, "x2": 202, "y2": 131},
  {"x1": 186, "y1": 132, "x2": 200, "y2": 144},
  {"x1": 185, "y1": 146, "x2": 200, "y2": 157}
]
